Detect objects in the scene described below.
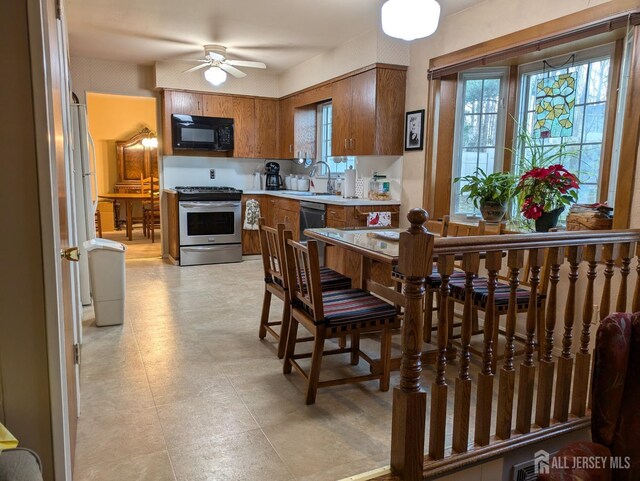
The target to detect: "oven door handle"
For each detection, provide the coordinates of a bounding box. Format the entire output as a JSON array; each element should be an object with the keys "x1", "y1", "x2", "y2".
[{"x1": 179, "y1": 202, "x2": 240, "y2": 209}]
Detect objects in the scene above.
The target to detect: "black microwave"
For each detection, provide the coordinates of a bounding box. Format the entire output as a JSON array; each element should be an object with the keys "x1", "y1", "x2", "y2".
[{"x1": 171, "y1": 114, "x2": 234, "y2": 152}]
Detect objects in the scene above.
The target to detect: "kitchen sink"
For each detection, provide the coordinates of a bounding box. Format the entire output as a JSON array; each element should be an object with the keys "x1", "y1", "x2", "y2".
[{"x1": 279, "y1": 191, "x2": 338, "y2": 197}]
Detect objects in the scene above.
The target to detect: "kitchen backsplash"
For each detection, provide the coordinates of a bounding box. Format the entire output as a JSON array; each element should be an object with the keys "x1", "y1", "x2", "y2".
[
  {"x1": 163, "y1": 156, "x2": 294, "y2": 190},
  {"x1": 163, "y1": 155, "x2": 403, "y2": 198}
]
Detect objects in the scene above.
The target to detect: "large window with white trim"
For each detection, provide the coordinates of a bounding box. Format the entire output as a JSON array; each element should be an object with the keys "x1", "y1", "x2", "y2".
[
  {"x1": 517, "y1": 47, "x2": 613, "y2": 204},
  {"x1": 451, "y1": 69, "x2": 508, "y2": 215}
]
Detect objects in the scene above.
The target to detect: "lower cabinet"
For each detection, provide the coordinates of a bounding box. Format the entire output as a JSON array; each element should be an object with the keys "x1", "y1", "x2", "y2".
[
  {"x1": 324, "y1": 204, "x2": 399, "y2": 286},
  {"x1": 241, "y1": 194, "x2": 264, "y2": 255}
]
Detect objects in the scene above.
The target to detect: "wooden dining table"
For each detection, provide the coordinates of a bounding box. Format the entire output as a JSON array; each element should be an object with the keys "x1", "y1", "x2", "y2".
[{"x1": 98, "y1": 192, "x2": 149, "y2": 241}]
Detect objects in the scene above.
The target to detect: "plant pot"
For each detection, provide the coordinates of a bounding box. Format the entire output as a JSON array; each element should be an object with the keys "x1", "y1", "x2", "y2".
[
  {"x1": 535, "y1": 207, "x2": 564, "y2": 232},
  {"x1": 480, "y1": 200, "x2": 507, "y2": 222}
]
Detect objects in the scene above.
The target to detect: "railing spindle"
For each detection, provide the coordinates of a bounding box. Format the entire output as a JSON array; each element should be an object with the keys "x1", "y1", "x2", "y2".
[
  {"x1": 429, "y1": 254, "x2": 454, "y2": 460},
  {"x1": 599, "y1": 244, "x2": 617, "y2": 320},
  {"x1": 553, "y1": 246, "x2": 583, "y2": 422},
  {"x1": 616, "y1": 243, "x2": 632, "y2": 312},
  {"x1": 475, "y1": 251, "x2": 502, "y2": 446},
  {"x1": 571, "y1": 244, "x2": 600, "y2": 417},
  {"x1": 495, "y1": 250, "x2": 524, "y2": 440},
  {"x1": 516, "y1": 249, "x2": 544, "y2": 434},
  {"x1": 535, "y1": 247, "x2": 563, "y2": 428},
  {"x1": 452, "y1": 253, "x2": 479, "y2": 453}
]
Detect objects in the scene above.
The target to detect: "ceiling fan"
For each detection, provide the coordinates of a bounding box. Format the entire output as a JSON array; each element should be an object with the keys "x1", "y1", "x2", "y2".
[{"x1": 183, "y1": 45, "x2": 267, "y2": 86}]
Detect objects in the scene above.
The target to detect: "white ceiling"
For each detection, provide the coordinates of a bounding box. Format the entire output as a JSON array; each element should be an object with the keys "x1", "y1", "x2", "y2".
[{"x1": 66, "y1": 0, "x2": 482, "y2": 73}]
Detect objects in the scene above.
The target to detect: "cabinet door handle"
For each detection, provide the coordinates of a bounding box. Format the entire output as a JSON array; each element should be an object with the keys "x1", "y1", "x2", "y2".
[
  {"x1": 350, "y1": 138, "x2": 354, "y2": 149},
  {"x1": 289, "y1": 144, "x2": 293, "y2": 153},
  {"x1": 344, "y1": 138, "x2": 348, "y2": 149}
]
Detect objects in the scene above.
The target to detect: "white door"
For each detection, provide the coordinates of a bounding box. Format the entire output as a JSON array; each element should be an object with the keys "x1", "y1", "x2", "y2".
[{"x1": 29, "y1": 0, "x2": 79, "y2": 477}]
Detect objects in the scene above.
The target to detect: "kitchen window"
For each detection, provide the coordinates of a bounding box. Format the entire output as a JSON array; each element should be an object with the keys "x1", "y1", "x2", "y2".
[
  {"x1": 451, "y1": 69, "x2": 508, "y2": 215},
  {"x1": 316, "y1": 102, "x2": 354, "y2": 176},
  {"x1": 517, "y1": 47, "x2": 613, "y2": 204}
]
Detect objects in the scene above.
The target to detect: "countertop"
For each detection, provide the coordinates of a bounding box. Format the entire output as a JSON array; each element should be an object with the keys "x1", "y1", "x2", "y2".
[{"x1": 242, "y1": 190, "x2": 401, "y2": 206}]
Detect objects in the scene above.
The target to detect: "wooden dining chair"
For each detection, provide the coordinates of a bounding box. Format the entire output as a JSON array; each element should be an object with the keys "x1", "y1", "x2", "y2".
[
  {"x1": 422, "y1": 216, "x2": 487, "y2": 343},
  {"x1": 282, "y1": 235, "x2": 400, "y2": 404},
  {"x1": 258, "y1": 219, "x2": 351, "y2": 359},
  {"x1": 141, "y1": 176, "x2": 160, "y2": 242},
  {"x1": 447, "y1": 245, "x2": 551, "y2": 371}
]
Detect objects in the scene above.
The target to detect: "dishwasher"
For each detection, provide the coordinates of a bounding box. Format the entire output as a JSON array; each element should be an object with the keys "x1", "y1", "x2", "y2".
[{"x1": 300, "y1": 201, "x2": 326, "y2": 265}]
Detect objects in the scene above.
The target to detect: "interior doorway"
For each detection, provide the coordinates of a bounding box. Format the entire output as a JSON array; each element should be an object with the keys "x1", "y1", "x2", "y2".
[{"x1": 85, "y1": 92, "x2": 160, "y2": 259}]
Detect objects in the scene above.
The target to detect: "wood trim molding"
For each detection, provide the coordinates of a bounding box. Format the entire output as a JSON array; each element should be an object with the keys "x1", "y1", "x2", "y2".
[
  {"x1": 423, "y1": 77, "x2": 439, "y2": 214},
  {"x1": 431, "y1": 75, "x2": 458, "y2": 221},
  {"x1": 600, "y1": 38, "x2": 625, "y2": 203},
  {"x1": 613, "y1": 26, "x2": 640, "y2": 229},
  {"x1": 502, "y1": 65, "x2": 519, "y2": 173},
  {"x1": 429, "y1": 2, "x2": 640, "y2": 78}
]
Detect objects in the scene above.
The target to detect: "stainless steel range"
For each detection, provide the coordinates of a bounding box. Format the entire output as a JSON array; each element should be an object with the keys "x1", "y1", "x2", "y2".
[{"x1": 175, "y1": 186, "x2": 243, "y2": 266}]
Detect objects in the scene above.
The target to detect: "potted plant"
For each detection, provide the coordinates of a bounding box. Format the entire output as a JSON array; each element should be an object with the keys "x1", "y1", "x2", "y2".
[
  {"x1": 517, "y1": 164, "x2": 580, "y2": 231},
  {"x1": 455, "y1": 169, "x2": 517, "y2": 222},
  {"x1": 512, "y1": 125, "x2": 580, "y2": 231}
]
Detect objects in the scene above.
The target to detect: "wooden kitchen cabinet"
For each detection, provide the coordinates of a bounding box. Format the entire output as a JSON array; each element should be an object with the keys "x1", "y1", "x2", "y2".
[
  {"x1": 324, "y1": 203, "x2": 400, "y2": 285},
  {"x1": 233, "y1": 97, "x2": 256, "y2": 158},
  {"x1": 203, "y1": 94, "x2": 233, "y2": 117},
  {"x1": 165, "y1": 190, "x2": 180, "y2": 262},
  {"x1": 332, "y1": 67, "x2": 406, "y2": 156},
  {"x1": 254, "y1": 99, "x2": 279, "y2": 159},
  {"x1": 161, "y1": 90, "x2": 204, "y2": 155},
  {"x1": 278, "y1": 96, "x2": 296, "y2": 159},
  {"x1": 241, "y1": 194, "x2": 264, "y2": 255}
]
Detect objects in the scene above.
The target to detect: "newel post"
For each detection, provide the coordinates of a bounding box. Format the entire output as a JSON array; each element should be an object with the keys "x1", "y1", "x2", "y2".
[{"x1": 390, "y1": 209, "x2": 434, "y2": 480}]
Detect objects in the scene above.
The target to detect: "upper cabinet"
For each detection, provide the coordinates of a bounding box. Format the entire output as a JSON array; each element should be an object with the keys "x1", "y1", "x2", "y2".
[
  {"x1": 162, "y1": 90, "x2": 277, "y2": 158},
  {"x1": 160, "y1": 65, "x2": 406, "y2": 159},
  {"x1": 232, "y1": 97, "x2": 256, "y2": 158},
  {"x1": 255, "y1": 99, "x2": 279, "y2": 159},
  {"x1": 332, "y1": 67, "x2": 406, "y2": 157}
]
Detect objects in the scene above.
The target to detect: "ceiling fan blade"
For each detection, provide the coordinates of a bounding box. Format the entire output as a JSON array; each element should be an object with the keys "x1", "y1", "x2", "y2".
[
  {"x1": 219, "y1": 63, "x2": 247, "y2": 78},
  {"x1": 183, "y1": 63, "x2": 210, "y2": 73},
  {"x1": 182, "y1": 59, "x2": 209, "y2": 63},
  {"x1": 226, "y1": 60, "x2": 267, "y2": 69}
]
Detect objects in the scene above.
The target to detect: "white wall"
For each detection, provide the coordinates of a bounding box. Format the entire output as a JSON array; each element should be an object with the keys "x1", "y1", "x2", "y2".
[
  {"x1": 163, "y1": 156, "x2": 294, "y2": 190},
  {"x1": 278, "y1": 29, "x2": 410, "y2": 96},
  {"x1": 402, "y1": 0, "x2": 612, "y2": 224},
  {"x1": 70, "y1": 56, "x2": 156, "y2": 102}
]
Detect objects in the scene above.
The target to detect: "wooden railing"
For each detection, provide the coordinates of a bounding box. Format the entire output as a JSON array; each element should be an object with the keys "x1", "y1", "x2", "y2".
[{"x1": 389, "y1": 209, "x2": 640, "y2": 480}]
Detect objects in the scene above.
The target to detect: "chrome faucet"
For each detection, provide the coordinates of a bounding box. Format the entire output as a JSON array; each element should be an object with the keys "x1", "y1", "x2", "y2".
[{"x1": 310, "y1": 160, "x2": 334, "y2": 194}]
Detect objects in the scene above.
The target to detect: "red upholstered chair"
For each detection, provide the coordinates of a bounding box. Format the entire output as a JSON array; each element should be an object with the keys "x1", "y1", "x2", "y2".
[{"x1": 541, "y1": 312, "x2": 640, "y2": 481}]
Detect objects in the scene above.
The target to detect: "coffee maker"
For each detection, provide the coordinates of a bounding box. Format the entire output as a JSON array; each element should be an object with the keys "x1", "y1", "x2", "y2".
[{"x1": 265, "y1": 162, "x2": 283, "y2": 190}]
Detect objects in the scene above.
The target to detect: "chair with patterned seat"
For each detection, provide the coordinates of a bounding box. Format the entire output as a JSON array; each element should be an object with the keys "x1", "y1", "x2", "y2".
[
  {"x1": 282, "y1": 235, "x2": 401, "y2": 404},
  {"x1": 258, "y1": 219, "x2": 351, "y2": 359}
]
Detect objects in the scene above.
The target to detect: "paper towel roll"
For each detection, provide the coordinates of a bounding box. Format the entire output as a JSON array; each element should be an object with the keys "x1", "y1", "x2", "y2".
[{"x1": 343, "y1": 166, "x2": 357, "y2": 198}]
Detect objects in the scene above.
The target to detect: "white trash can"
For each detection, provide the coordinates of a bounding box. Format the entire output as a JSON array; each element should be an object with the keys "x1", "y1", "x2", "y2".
[{"x1": 83, "y1": 238, "x2": 127, "y2": 326}]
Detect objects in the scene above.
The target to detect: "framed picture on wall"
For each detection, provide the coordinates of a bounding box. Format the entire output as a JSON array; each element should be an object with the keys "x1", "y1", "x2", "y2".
[{"x1": 405, "y1": 109, "x2": 425, "y2": 151}]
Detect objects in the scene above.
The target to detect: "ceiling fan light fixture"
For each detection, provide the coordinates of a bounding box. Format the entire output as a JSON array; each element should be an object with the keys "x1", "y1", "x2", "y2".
[
  {"x1": 381, "y1": 0, "x2": 441, "y2": 41},
  {"x1": 204, "y1": 66, "x2": 227, "y2": 86}
]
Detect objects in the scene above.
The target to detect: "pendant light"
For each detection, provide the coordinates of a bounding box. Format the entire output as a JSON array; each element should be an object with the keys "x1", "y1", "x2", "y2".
[
  {"x1": 204, "y1": 66, "x2": 227, "y2": 86},
  {"x1": 381, "y1": 0, "x2": 441, "y2": 41}
]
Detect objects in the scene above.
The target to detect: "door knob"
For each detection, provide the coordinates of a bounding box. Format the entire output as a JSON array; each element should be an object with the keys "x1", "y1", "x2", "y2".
[{"x1": 60, "y1": 247, "x2": 80, "y2": 262}]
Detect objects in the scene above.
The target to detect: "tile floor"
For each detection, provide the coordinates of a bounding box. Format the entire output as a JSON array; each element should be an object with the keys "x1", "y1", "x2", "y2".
[{"x1": 74, "y1": 258, "x2": 403, "y2": 481}]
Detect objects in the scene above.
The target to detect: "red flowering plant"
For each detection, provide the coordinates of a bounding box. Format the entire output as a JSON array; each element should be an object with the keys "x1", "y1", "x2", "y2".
[{"x1": 516, "y1": 164, "x2": 580, "y2": 220}]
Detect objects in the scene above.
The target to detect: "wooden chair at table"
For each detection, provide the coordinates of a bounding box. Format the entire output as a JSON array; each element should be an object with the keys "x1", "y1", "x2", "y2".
[
  {"x1": 282, "y1": 234, "x2": 400, "y2": 404},
  {"x1": 447, "y1": 240, "x2": 552, "y2": 371},
  {"x1": 258, "y1": 219, "x2": 351, "y2": 359},
  {"x1": 422, "y1": 216, "x2": 488, "y2": 343},
  {"x1": 141, "y1": 176, "x2": 160, "y2": 242}
]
